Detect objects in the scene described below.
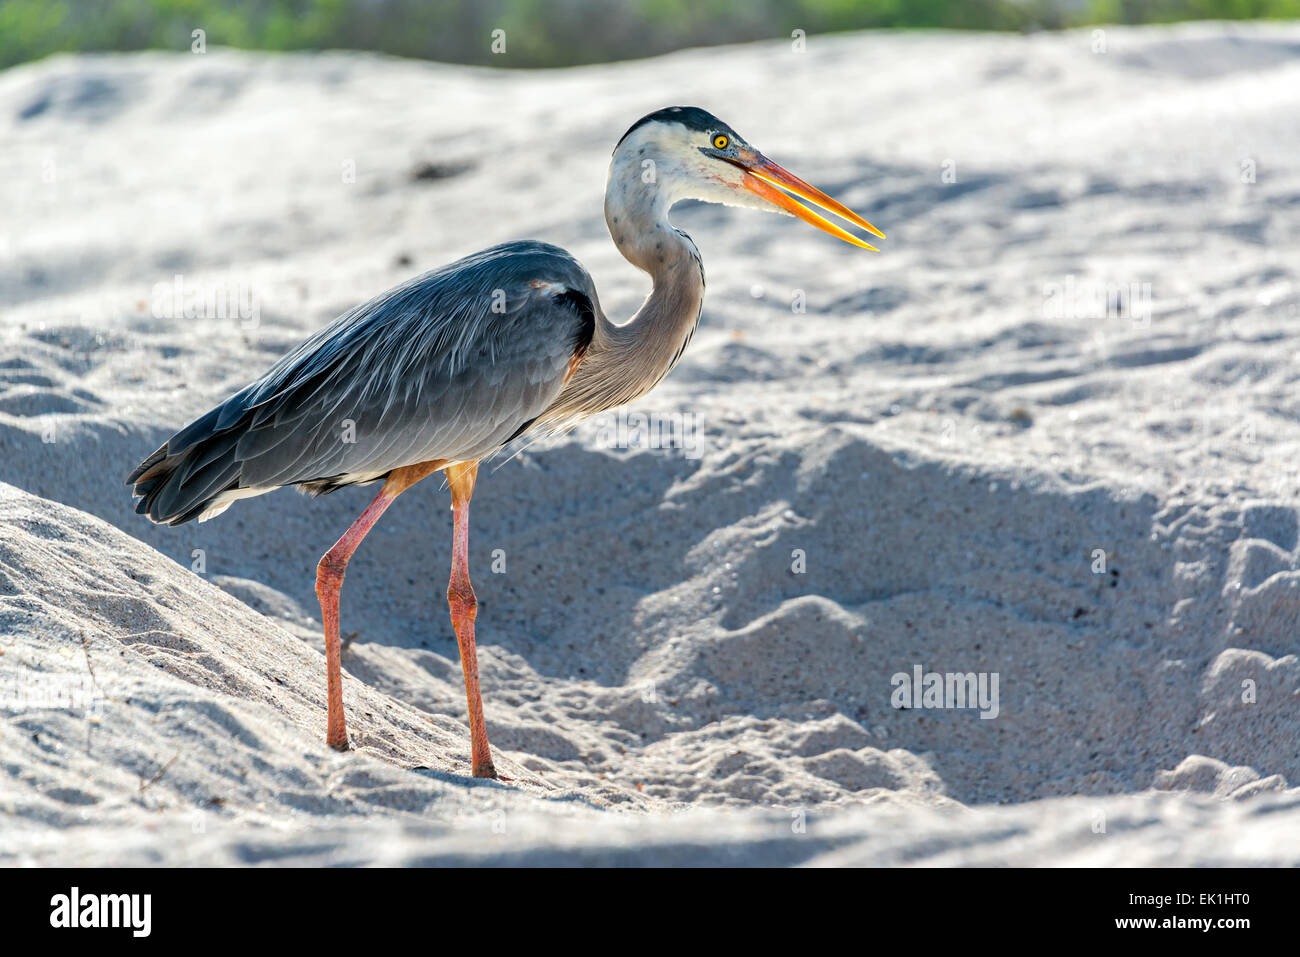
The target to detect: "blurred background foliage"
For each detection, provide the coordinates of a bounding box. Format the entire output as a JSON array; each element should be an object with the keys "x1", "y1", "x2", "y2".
[{"x1": 2, "y1": 0, "x2": 1299, "y2": 69}]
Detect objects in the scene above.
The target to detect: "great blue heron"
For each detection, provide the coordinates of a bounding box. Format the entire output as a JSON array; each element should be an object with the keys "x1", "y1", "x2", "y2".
[{"x1": 127, "y1": 106, "x2": 883, "y2": 779}]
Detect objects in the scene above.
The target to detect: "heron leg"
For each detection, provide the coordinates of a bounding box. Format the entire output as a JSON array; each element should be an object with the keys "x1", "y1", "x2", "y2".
[
  {"x1": 315, "y1": 488, "x2": 397, "y2": 750},
  {"x1": 315, "y1": 461, "x2": 445, "y2": 751},
  {"x1": 445, "y1": 462, "x2": 497, "y2": 779}
]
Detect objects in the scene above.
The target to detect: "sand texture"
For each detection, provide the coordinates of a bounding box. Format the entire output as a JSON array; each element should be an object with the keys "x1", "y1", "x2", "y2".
[{"x1": 3, "y1": 22, "x2": 1300, "y2": 864}]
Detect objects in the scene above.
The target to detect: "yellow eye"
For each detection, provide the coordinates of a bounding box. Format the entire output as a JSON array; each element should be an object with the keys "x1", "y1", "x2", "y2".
[{"x1": 712, "y1": 134, "x2": 729, "y2": 150}]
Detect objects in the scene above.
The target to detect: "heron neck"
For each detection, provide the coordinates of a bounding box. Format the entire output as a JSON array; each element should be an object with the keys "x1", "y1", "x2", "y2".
[
  {"x1": 602, "y1": 209, "x2": 705, "y2": 386},
  {"x1": 545, "y1": 183, "x2": 705, "y2": 423}
]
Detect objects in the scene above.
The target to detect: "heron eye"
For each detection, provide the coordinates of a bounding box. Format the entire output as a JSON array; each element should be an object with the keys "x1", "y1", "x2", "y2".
[{"x1": 712, "y1": 134, "x2": 729, "y2": 150}]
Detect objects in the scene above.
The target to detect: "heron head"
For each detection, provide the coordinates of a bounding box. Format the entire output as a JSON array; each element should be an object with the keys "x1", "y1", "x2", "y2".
[{"x1": 612, "y1": 106, "x2": 884, "y2": 250}]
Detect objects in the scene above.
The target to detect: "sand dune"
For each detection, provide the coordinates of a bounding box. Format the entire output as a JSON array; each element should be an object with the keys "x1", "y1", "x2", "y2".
[{"x1": 3, "y1": 22, "x2": 1300, "y2": 864}]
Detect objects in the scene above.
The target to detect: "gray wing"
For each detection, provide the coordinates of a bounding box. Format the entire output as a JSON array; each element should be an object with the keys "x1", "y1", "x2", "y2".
[{"x1": 129, "y1": 241, "x2": 597, "y2": 524}]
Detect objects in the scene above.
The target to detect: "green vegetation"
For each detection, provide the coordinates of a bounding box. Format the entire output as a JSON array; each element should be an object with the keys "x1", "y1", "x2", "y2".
[{"x1": 2, "y1": 0, "x2": 1299, "y2": 70}]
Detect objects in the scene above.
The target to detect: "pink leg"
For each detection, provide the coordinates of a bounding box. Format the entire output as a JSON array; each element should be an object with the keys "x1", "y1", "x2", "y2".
[
  {"x1": 445, "y1": 463, "x2": 497, "y2": 779},
  {"x1": 315, "y1": 488, "x2": 398, "y2": 750}
]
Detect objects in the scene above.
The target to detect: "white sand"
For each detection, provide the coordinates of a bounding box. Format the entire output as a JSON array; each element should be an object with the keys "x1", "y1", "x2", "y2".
[{"x1": 3, "y1": 22, "x2": 1300, "y2": 865}]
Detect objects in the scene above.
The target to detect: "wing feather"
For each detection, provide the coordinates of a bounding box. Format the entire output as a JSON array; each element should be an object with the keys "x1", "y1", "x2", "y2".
[{"x1": 128, "y1": 242, "x2": 599, "y2": 523}]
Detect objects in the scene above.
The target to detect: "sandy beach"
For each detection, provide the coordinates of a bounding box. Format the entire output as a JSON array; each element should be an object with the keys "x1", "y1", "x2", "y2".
[{"x1": 2, "y1": 21, "x2": 1300, "y2": 865}]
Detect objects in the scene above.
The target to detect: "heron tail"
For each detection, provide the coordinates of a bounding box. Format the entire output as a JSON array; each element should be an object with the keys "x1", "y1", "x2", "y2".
[{"x1": 126, "y1": 428, "x2": 246, "y2": 526}]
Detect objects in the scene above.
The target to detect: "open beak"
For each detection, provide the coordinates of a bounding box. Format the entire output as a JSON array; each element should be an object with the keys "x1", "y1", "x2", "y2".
[{"x1": 737, "y1": 153, "x2": 885, "y2": 251}]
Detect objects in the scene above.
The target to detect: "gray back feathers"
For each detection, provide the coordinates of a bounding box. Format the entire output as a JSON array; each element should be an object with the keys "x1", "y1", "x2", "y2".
[{"x1": 129, "y1": 242, "x2": 597, "y2": 524}]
